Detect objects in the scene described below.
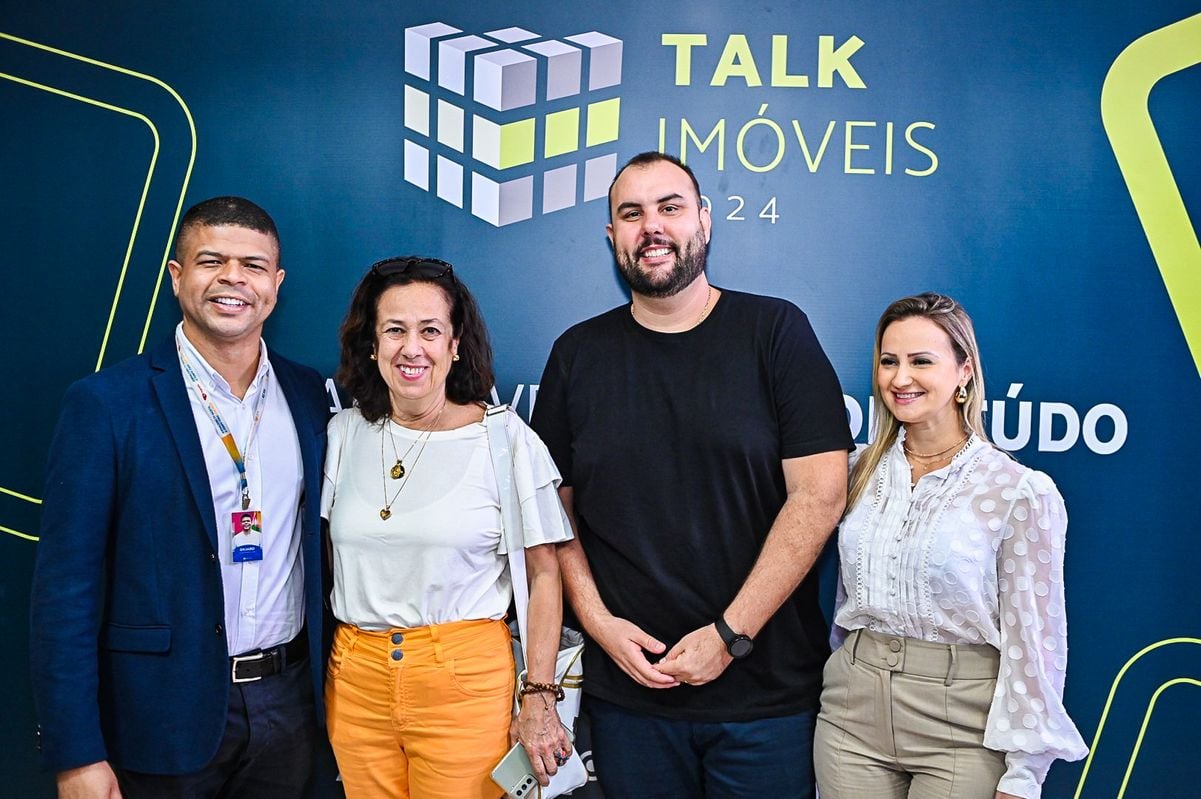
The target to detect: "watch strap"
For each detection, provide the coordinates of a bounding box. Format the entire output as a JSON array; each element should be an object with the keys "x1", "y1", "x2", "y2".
[{"x1": 715, "y1": 616, "x2": 753, "y2": 657}]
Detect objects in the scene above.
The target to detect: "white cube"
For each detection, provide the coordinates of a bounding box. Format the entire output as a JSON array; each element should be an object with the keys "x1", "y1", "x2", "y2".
[
  {"x1": 543, "y1": 164, "x2": 578, "y2": 214},
  {"x1": 405, "y1": 22, "x2": 462, "y2": 80},
  {"x1": 583, "y1": 153, "x2": 617, "y2": 201},
  {"x1": 471, "y1": 173, "x2": 534, "y2": 227},
  {"x1": 438, "y1": 35, "x2": 494, "y2": 95},
  {"x1": 472, "y1": 116, "x2": 503, "y2": 170},
  {"x1": 522, "y1": 40, "x2": 582, "y2": 100},
  {"x1": 484, "y1": 27, "x2": 538, "y2": 44},
  {"x1": 565, "y1": 32, "x2": 623, "y2": 90},
  {"x1": 437, "y1": 100, "x2": 464, "y2": 152},
  {"x1": 404, "y1": 141, "x2": 430, "y2": 190},
  {"x1": 474, "y1": 49, "x2": 537, "y2": 112},
  {"x1": 403, "y1": 86, "x2": 429, "y2": 135},
  {"x1": 436, "y1": 156, "x2": 463, "y2": 208}
]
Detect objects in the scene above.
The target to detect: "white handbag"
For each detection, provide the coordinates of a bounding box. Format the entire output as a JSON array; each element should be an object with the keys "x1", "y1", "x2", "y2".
[{"x1": 485, "y1": 405, "x2": 588, "y2": 798}]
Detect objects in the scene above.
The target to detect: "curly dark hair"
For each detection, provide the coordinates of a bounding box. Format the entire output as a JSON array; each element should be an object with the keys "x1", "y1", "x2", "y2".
[{"x1": 336, "y1": 257, "x2": 494, "y2": 423}]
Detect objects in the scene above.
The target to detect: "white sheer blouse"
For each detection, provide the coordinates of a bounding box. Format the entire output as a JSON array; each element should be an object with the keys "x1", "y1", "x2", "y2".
[{"x1": 832, "y1": 431, "x2": 1088, "y2": 798}]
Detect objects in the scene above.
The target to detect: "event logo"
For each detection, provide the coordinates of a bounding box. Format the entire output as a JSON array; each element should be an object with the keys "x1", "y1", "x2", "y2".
[
  {"x1": 1101, "y1": 12, "x2": 1201, "y2": 380},
  {"x1": 403, "y1": 22, "x2": 623, "y2": 227}
]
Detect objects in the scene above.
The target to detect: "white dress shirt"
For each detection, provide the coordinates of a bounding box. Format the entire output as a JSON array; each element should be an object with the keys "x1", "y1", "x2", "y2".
[
  {"x1": 176, "y1": 324, "x2": 305, "y2": 656},
  {"x1": 833, "y1": 430, "x2": 1088, "y2": 798}
]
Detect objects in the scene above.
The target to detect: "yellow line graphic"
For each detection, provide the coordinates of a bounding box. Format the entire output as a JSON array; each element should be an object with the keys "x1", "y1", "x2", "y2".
[
  {"x1": 0, "y1": 70, "x2": 161, "y2": 373},
  {"x1": 0, "y1": 32, "x2": 197, "y2": 542},
  {"x1": 1118, "y1": 677, "x2": 1201, "y2": 797},
  {"x1": 0, "y1": 524, "x2": 39, "y2": 542},
  {"x1": 0, "y1": 486, "x2": 41, "y2": 504},
  {"x1": 1074, "y1": 637, "x2": 1201, "y2": 797},
  {"x1": 0, "y1": 30, "x2": 198, "y2": 360},
  {"x1": 1101, "y1": 13, "x2": 1201, "y2": 378}
]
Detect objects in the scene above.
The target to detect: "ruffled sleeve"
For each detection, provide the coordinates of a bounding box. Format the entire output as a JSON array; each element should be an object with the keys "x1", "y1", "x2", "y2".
[
  {"x1": 986, "y1": 469, "x2": 1088, "y2": 798},
  {"x1": 498, "y1": 409, "x2": 574, "y2": 553}
]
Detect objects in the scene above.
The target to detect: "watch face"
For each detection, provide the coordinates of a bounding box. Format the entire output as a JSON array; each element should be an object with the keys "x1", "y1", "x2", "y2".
[{"x1": 730, "y1": 637, "x2": 754, "y2": 658}]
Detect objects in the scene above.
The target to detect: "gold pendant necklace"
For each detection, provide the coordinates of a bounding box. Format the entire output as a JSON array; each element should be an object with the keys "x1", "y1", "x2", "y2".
[
  {"x1": 385, "y1": 419, "x2": 427, "y2": 480},
  {"x1": 379, "y1": 402, "x2": 445, "y2": 520}
]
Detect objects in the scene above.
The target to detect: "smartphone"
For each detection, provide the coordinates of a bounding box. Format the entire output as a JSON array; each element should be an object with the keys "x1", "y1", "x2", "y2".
[{"x1": 490, "y1": 743, "x2": 539, "y2": 798}]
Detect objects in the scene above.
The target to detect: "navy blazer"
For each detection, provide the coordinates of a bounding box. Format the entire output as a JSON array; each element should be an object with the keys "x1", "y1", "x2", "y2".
[{"x1": 30, "y1": 335, "x2": 329, "y2": 774}]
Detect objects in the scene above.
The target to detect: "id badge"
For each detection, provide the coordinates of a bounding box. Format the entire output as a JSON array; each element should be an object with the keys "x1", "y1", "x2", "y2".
[{"x1": 231, "y1": 510, "x2": 264, "y2": 563}]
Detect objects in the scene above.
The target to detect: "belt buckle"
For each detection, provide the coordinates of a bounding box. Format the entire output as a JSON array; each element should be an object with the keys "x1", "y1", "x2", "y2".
[{"x1": 231, "y1": 651, "x2": 267, "y2": 683}]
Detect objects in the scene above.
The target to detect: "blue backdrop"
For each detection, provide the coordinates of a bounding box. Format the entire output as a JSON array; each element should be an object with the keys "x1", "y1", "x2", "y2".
[{"x1": 3, "y1": 2, "x2": 1199, "y2": 796}]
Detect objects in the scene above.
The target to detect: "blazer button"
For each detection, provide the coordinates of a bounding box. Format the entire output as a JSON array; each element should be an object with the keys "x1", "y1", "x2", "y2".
[
  {"x1": 215, "y1": 624, "x2": 224, "y2": 636},
  {"x1": 210, "y1": 553, "x2": 217, "y2": 562}
]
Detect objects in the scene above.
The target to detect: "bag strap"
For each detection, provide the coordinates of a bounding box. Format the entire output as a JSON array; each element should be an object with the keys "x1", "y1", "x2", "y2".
[
  {"x1": 326, "y1": 411, "x2": 349, "y2": 510},
  {"x1": 485, "y1": 404, "x2": 531, "y2": 670}
]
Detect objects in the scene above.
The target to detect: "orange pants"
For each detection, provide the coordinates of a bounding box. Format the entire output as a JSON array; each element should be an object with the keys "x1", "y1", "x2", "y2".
[{"x1": 326, "y1": 618, "x2": 514, "y2": 799}]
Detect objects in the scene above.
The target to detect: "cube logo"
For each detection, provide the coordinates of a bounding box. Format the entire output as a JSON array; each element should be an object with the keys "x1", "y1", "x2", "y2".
[{"x1": 404, "y1": 22, "x2": 623, "y2": 227}]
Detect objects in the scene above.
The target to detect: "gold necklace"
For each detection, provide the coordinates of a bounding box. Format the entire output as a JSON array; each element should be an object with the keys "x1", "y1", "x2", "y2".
[
  {"x1": 905, "y1": 433, "x2": 972, "y2": 488},
  {"x1": 385, "y1": 416, "x2": 428, "y2": 479},
  {"x1": 379, "y1": 402, "x2": 445, "y2": 520},
  {"x1": 630, "y1": 286, "x2": 713, "y2": 328},
  {"x1": 903, "y1": 433, "x2": 970, "y2": 461}
]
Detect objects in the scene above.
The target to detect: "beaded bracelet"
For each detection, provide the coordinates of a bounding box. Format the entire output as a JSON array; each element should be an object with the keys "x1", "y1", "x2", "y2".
[{"x1": 519, "y1": 679, "x2": 566, "y2": 702}]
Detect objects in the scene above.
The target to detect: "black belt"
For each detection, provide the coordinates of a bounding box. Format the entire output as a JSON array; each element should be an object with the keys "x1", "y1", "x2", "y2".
[{"x1": 230, "y1": 631, "x2": 307, "y2": 683}]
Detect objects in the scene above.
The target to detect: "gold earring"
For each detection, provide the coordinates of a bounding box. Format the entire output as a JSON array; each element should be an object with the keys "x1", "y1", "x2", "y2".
[
  {"x1": 452, "y1": 353, "x2": 460, "y2": 362},
  {"x1": 955, "y1": 384, "x2": 968, "y2": 404},
  {"x1": 370, "y1": 351, "x2": 377, "y2": 361}
]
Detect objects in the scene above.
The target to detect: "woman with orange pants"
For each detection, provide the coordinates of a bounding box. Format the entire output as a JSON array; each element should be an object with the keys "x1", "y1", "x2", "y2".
[{"x1": 322, "y1": 257, "x2": 573, "y2": 798}]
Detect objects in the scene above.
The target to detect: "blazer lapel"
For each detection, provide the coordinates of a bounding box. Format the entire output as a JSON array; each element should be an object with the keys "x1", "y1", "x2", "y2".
[
  {"x1": 271, "y1": 353, "x2": 323, "y2": 494},
  {"x1": 149, "y1": 337, "x2": 220, "y2": 552}
]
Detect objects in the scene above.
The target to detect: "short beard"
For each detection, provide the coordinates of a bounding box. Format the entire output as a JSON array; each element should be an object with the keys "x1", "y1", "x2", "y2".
[{"x1": 616, "y1": 228, "x2": 708, "y2": 299}]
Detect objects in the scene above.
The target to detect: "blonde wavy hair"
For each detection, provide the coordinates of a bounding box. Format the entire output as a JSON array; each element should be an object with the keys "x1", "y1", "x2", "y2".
[{"x1": 847, "y1": 293, "x2": 989, "y2": 510}]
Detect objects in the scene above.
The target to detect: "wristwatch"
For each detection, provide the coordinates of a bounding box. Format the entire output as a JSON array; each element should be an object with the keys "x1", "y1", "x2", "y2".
[{"x1": 715, "y1": 616, "x2": 754, "y2": 659}]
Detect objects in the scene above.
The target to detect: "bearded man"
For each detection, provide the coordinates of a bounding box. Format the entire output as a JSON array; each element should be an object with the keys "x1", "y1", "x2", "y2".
[{"x1": 531, "y1": 152, "x2": 853, "y2": 798}]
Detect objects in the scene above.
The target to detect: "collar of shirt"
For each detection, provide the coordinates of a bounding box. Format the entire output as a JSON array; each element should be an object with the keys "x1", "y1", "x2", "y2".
[
  {"x1": 174, "y1": 323, "x2": 304, "y2": 654},
  {"x1": 892, "y1": 426, "x2": 987, "y2": 487},
  {"x1": 174, "y1": 322, "x2": 272, "y2": 401}
]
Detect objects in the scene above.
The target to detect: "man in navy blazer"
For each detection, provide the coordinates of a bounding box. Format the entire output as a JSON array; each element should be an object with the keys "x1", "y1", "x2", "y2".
[{"x1": 30, "y1": 197, "x2": 329, "y2": 798}]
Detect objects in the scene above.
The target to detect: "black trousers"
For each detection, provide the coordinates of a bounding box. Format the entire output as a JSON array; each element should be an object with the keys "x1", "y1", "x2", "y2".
[{"x1": 116, "y1": 656, "x2": 317, "y2": 799}]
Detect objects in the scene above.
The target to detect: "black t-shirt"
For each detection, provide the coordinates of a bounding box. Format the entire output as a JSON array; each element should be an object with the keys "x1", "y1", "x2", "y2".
[{"x1": 532, "y1": 289, "x2": 853, "y2": 721}]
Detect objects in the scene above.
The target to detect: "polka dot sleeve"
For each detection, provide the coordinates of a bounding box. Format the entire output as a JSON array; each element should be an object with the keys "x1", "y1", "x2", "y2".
[{"x1": 985, "y1": 470, "x2": 1088, "y2": 798}]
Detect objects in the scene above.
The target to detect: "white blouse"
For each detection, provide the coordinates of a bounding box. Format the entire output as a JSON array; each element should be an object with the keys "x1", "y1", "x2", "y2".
[
  {"x1": 321, "y1": 408, "x2": 573, "y2": 630},
  {"x1": 833, "y1": 430, "x2": 1088, "y2": 799}
]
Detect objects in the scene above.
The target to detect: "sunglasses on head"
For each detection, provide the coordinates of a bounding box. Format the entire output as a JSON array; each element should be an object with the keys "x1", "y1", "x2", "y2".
[{"x1": 369, "y1": 256, "x2": 454, "y2": 280}]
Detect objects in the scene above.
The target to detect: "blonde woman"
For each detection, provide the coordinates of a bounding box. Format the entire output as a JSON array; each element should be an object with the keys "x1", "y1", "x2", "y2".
[{"x1": 815, "y1": 293, "x2": 1087, "y2": 799}]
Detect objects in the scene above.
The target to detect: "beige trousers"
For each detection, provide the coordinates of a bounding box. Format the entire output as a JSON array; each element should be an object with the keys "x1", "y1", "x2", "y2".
[{"x1": 814, "y1": 629, "x2": 1006, "y2": 799}]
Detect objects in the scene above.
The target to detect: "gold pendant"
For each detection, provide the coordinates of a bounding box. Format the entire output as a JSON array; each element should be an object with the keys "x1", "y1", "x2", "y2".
[
  {"x1": 391, "y1": 461, "x2": 404, "y2": 480},
  {"x1": 380, "y1": 507, "x2": 392, "y2": 520}
]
